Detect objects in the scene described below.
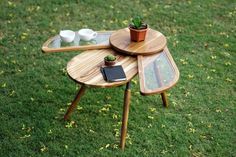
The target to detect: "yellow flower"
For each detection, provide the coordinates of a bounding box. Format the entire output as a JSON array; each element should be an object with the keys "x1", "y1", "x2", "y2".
[
  {"x1": 149, "y1": 107, "x2": 156, "y2": 113},
  {"x1": 112, "y1": 113, "x2": 118, "y2": 119},
  {"x1": 113, "y1": 144, "x2": 118, "y2": 149},
  {"x1": 207, "y1": 76, "x2": 213, "y2": 80},
  {"x1": 128, "y1": 140, "x2": 133, "y2": 145},
  {"x1": 207, "y1": 24, "x2": 212, "y2": 27},
  {"x1": 211, "y1": 56, "x2": 217, "y2": 59},
  {"x1": 51, "y1": 29, "x2": 56, "y2": 33},
  {"x1": 106, "y1": 96, "x2": 111, "y2": 100},
  {"x1": 188, "y1": 145, "x2": 193, "y2": 150},
  {"x1": 224, "y1": 43, "x2": 229, "y2": 48},
  {"x1": 180, "y1": 58, "x2": 188, "y2": 65},
  {"x1": 188, "y1": 128, "x2": 196, "y2": 133},
  {"x1": 185, "y1": 92, "x2": 190, "y2": 97},
  {"x1": 225, "y1": 61, "x2": 231, "y2": 66},
  {"x1": 77, "y1": 106, "x2": 83, "y2": 111},
  {"x1": 99, "y1": 104, "x2": 112, "y2": 113},
  {"x1": 224, "y1": 52, "x2": 231, "y2": 56},
  {"x1": 161, "y1": 149, "x2": 168, "y2": 154},
  {"x1": 200, "y1": 135, "x2": 207, "y2": 139},
  {"x1": 8, "y1": 1, "x2": 13, "y2": 6},
  {"x1": 9, "y1": 90, "x2": 15, "y2": 96},
  {"x1": 21, "y1": 33, "x2": 28, "y2": 40},
  {"x1": 48, "y1": 129, "x2": 52, "y2": 134},
  {"x1": 99, "y1": 107, "x2": 109, "y2": 113},
  {"x1": 20, "y1": 134, "x2": 31, "y2": 139},
  {"x1": 188, "y1": 121, "x2": 193, "y2": 127},
  {"x1": 109, "y1": 20, "x2": 114, "y2": 24},
  {"x1": 36, "y1": 6, "x2": 40, "y2": 10},
  {"x1": 40, "y1": 145, "x2": 47, "y2": 152},
  {"x1": 122, "y1": 20, "x2": 129, "y2": 25},
  {"x1": 131, "y1": 79, "x2": 137, "y2": 84},
  {"x1": 11, "y1": 60, "x2": 16, "y2": 64},
  {"x1": 226, "y1": 78, "x2": 232, "y2": 82},
  {"x1": 65, "y1": 121, "x2": 76, "y2": 128},
  {"x1": 210, "y1": 69, "x2": 216, "y2": 72},
  {"x1": 89, "y1": 129, "x2": 95, "y2": 133},
  {"x1": 188, "y1": 74, "x2": 194, "y2": 79},
  {"x1": 197, "y1": 64, "x2": 203, "y2": 67},
  {"x1": 207, "y1": 124, "x2": 212, "y2": 128},
  {"x1": 47, "y1": 90, "x2": 53, "y2": 93},
  {"x1": 22, "y1": 32, "x2": 28, "y2": 36},
  {"x1": 148, "y1": 116, "x2": 154, "y2": 120},
  {"x1": 2, "y1": 83, "x2": 6, "y2": 88},
  {"x1": 99, "y1": 147, "x2": 104, "y2": 151}
]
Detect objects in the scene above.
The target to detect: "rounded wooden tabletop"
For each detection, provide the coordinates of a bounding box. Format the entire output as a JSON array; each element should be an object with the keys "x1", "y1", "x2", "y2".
[
  {"x1": 67, "y1": 49, "x2": 138, "y2": 88},
  {"x1": 109, "y1": 28, "x2": 167, "y2": 56}
]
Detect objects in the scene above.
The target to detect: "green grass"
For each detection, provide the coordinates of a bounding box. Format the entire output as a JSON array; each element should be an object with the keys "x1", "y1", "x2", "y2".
[{"x1": 0, "y1": 0, "x2": 235, "y2": 156}]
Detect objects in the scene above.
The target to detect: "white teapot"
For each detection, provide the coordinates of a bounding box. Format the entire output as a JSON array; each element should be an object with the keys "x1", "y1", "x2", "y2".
[{"x1": 78, "y1": 29, "x2": 97, "y2": 41}]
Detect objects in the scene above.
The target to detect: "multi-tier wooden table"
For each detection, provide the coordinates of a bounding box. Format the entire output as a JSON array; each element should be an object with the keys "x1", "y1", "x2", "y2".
[{"x1": 42, "y1": 28, "x2": 179, "y2": 150}]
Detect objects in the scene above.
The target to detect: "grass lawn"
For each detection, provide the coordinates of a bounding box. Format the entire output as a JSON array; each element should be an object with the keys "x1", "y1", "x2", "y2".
[{"x1": 0, "y1": 0, "x2": 235, "y2": 156}]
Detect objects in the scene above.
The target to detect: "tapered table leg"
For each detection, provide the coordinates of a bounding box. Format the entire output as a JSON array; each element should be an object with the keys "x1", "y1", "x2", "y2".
[
  {"x1": 64, "y1": 85, "x2": 86, "y2": 121},
  {"x1": 161, "y1": 92, "x2": 168, "y2": 107},
  {"x1": 120, "y1": 82, "x2": 131, "y2": 150}
]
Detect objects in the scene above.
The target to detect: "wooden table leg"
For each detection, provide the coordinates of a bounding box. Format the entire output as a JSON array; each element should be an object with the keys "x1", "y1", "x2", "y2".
[
  {"x1": 120, "y1": 82, "x2": 131, "y2": 150},
  {"x1": 161, "y1": 92, "x2": 168, "y2": 107},
  {"x1": 64, "y1": 85, "x2": 86, "y2": 121}
]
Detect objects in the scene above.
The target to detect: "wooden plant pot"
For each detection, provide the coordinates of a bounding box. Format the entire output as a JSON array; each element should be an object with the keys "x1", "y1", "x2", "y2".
[
  {"x1": 129, "y1": 27, "x2": 148, "y2": 42},
  {"x1": 104, "y1": 59, "x2": 116, "y2": 66}
]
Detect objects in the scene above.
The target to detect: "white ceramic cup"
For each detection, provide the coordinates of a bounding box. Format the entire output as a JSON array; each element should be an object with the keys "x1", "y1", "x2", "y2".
[
  {"x1": 60, "y1": 30, "x2": 75, "y2": 43},
  {"x1": 78, "y1": 29, "x2": 97, "y2": 41}
]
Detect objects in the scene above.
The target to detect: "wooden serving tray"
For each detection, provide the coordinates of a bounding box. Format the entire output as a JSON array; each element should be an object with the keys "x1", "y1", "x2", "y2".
[{"x1": 42, "y1": 31, "x2": 114, "y2": 53}]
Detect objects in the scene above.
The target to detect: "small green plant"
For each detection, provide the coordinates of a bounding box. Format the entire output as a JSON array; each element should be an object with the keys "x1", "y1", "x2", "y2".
[
  {"x1": 104, "y1": 55, "x2": 116, "y2": 61},
  {"x1": 130, "y1": 15, "x2": 147, "y2": 29}
]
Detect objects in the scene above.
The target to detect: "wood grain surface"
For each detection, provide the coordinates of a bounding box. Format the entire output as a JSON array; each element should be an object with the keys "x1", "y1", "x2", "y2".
[
  {"x1": 67, "y1": 49, "x2": 138, "y2": 87},
  {"x1": 109, "y1": 28, "x2": 167, "y2": 56}
]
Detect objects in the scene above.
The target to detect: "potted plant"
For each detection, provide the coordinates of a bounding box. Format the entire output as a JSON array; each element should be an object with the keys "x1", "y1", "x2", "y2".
[
  {"x1": 104, "y1": 54, "x2": 116, "y2": 66},
  {"x1": 129, "y1": 16, "x2": 148, "y2": 42}
]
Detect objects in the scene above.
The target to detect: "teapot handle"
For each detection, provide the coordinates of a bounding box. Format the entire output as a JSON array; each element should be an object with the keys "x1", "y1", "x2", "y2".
[{"x1": 92, "y1": 32, "x2": 97, "y2": 38}]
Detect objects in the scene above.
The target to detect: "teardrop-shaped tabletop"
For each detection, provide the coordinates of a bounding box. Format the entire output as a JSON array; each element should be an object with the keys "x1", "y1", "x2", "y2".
[
  {"x1": 67, "y1": 49, "x2": 138, "y2": 88},
  {"x1": 138, "y1": 47, "x2": 179, "y2": 95}
]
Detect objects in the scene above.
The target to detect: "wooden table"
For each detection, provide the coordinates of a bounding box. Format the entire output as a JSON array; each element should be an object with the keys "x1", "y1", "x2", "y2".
[
  {"x1": 42, "y1": 28, "x2": 179, "y2": 150},
  {"x1": 65, "y1": 49, "x2": 137, "y2": 149}
]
